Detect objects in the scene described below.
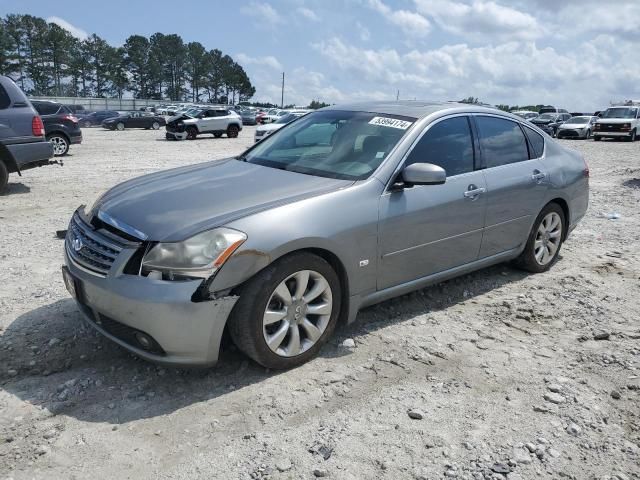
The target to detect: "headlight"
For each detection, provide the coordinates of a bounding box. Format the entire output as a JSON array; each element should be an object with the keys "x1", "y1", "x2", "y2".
[{"x1": 142, "y1": 228, "x2": 246, "y2": 279}]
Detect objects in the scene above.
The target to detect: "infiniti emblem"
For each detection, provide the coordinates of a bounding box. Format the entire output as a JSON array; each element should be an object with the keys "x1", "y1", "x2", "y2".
[{"x1": 72, "y1": 236, "x2": 83, "y2": 252}]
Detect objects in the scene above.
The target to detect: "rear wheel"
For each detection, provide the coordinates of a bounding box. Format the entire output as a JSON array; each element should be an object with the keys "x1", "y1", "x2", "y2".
[
  {"x1": 0, "y1": 161, "x2": 8, "y2": 194},
  {"x1": 152, "y1": 121, "x2": 160, "y2": 130},
  {"x1": 186, "y1": 126, "x2": 198, "y2": 140},
  {"x1": 116, "y1": 122, "x2": 125, "y2": 131},
  {"x1": 228, "y1": 252, "x2": 342, "y2": 369},
  {"x1": 227, "y1": 124, "x2": 240, "y2": 138},
  {"x1": 47, "y1": 134, "x2": 69, "y2": 156},
  {"x1": 515, "y1": 203, "x2": 565, "y2": 273}
]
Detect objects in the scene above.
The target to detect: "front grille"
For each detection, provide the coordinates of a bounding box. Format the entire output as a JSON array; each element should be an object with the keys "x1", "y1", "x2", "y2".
[
  {"x1": 66, "y1": 214, "x2": 126, "y2": 276},
  {"x1": 558, "y1": 129, "x2": 579, "y2": 137},
  {"x1": 598, "y1": 123, "x2": 625, "y2": 132}
]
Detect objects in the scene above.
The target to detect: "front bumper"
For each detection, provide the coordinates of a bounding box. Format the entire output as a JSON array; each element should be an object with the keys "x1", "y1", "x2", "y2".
[
  {"x1": 593, "y1": 131, "x2": 632, "y2": 138},
  {"x1": 64, "y1": 246, "x2": 238, "y2": 366},
  {"x1": 166, "y1": 131, "x2": 187, "y2": 140},
  {"x1": 557, "y1": 128, "x2": 586, "y2": 138}
]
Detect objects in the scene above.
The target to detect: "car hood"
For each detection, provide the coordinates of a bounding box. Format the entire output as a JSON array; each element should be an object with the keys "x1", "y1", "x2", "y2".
[{"x1": 92, "y1": 158, "x2": 353, "y2": 242}]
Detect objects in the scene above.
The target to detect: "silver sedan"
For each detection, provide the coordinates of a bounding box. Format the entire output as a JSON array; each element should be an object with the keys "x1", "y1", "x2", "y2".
[
  {"x1": 556, "y1": 116, "x2": 598, "y2": 139},
  {"x1": 62, "y1": 101, "x2": 589, "y2": 369}
]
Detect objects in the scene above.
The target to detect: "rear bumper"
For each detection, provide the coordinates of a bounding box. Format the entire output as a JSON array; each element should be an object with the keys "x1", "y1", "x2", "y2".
[
  {"x1": 5, "y1": 139, "x2": 54, "y2": 168},
  {"x1": 64, "y1": 247, "x2": 238, "y2": 366},
  {"x1": 69, "y1": 131, "x2": 83, "y2": 144}
]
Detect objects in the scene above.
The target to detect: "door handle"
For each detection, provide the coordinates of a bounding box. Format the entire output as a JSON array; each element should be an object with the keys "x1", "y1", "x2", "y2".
[
  {"x1": 532, "y1": 170, "x2": 546, "y2": 182},
  {"x1": 464, "y1": 186, "x2": 486, "y2": 198}
]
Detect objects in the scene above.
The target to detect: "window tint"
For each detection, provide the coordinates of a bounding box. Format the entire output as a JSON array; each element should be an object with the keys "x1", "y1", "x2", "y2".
[
  {"x1": 405, "y1": 116, "x2": 474, "y2": 177},
  {"x1": 523, "y1": 126, "x2": 545, "y2": 158},
  {"x1": 33, "y1": 102, "x2": 60, "y2": 115},
  {"x1": 0, "y1": 84, "x2": 10, "y2": 109},
  {"x1": 476, "y1": 116, "x2": 529, "y2": 168}
]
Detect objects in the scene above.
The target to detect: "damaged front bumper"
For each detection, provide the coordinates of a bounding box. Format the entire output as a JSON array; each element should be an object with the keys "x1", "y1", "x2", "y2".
[
  {"x1": 165, "y1": 131, "x2": 187, "y2": 141},
  {"x1": 63, "y1": 240, "x2": 238, "y2": 367}
]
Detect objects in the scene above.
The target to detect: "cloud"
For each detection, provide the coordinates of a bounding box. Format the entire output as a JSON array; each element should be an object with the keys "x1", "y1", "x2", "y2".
[
  {"x1": 240, "y1": 2, "x2": 282, "y2": 24},
  {"x1": 414, "y1": 0, "x2": 542, "y2": 41},
  {"x1": 297, "y1": 7, "x2": 320, "y2": 22},
  {"x1": 368, "y1": 0, "x2": 431, "y2": 38},
  {"x1": 46, "y1": 16, "x2": 88, "y2": 40},
  {"x1": 356, "y1": 22, "x2": 371, "y2": 41},
  {"x1": 236, "y1": 53, "x2": 283, "y2": 71}
]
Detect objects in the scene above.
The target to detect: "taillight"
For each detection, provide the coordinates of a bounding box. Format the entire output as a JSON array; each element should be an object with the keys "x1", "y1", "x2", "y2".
[{"x1": 32, "y1": 116, "x2": 45, "y2": 136}]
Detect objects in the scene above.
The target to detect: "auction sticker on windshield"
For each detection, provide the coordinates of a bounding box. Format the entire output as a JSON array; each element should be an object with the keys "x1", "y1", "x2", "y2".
[{"x1": 369, "y1": 116, "x2": 413, "y2": 130}]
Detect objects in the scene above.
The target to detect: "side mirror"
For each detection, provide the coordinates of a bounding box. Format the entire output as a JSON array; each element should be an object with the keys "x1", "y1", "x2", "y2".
[{"x1": 401, "y1": 163, "x2": 446, "y2": 186}]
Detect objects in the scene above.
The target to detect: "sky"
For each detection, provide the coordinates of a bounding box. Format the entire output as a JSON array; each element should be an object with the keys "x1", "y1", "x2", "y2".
[{"x1": 2, "y1": 0, "x2": 639, "y2": 111}]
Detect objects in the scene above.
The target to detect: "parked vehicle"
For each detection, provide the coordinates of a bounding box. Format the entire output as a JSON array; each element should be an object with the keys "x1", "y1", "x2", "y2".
[
  {"x1": 512, "y1": 110, "x2": 538, "y2": 120},
  {"x1": 78, "y1": 110, "x2": 120, "y2": 127},
  {"x1": 254, "y1": 112, "x2": 308, "y2": 142},
  {"x1": 62, "y1": 101, "x2": 589, "y2": 369},
  {"x1": 64, "y1": 104, "x2": 87, "y2": 114},
  {"x1": 0, "y1": 76, "x2": 54, "y2": 193},
  {"x1": 262, "y1": 109, "x2": 289, "y2": 124},
  {"x1": 102, "y1": 112, "x2": 166, "y2": 131},
  {"x1": 165, "y1": 107, "x2": 242, "y2": 140},
  {"x1": 530, "y1": 112, "x2": 572, "y2": 137},
  {"x1": 593, "y1": 106, "x2": 640, "y2": 142},
  {"x1": 31, "y1": 100, "x2": 82, "y2": 156},
  {"x1": 240, "y1": 110, "x2": 257, "y2": 125},
  {"x1": 556, "y1": 116, "x2": 598, "y2": 139},
  {"x1": 538, "y1": 106, "x2": 569, "y2": 115}
]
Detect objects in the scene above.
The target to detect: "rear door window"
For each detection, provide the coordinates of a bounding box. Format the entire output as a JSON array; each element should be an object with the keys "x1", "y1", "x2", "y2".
[
  {"x1": 476, "y1": 116, "x2": 529, "y2": 168},
  {"x1": 0, "y1": 84, "x2": 10, "y2": 109},
  {"x1": 405, "y1": 116, "x2": 474, "y2": 176},
  {"x1": 33, "y1": 102, "x2": 60, "y2": 115}
]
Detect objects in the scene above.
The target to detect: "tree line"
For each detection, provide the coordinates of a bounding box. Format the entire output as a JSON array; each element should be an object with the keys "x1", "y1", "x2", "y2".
[{"x1": 0, "y1": 14, "x2": 256, "y2": 103}]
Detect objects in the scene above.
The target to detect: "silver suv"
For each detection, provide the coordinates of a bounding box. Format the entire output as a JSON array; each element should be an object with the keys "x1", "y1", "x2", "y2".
[
  {"x1": 593, "y1": 105, "x2": 640, "y2": 142},
  {"x1": 165, "y1": 107, "x2": 243, "y2": 140}
]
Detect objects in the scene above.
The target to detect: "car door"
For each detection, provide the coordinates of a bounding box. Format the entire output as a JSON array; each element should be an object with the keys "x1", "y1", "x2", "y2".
[
  {"x1": 199, "y1": 110, "x2": 216, "y2": 132},
  {"x1": 377, "y1": 115, "x2": 487, "y2": 290},
  {"x1": 474, "y1": 115, "x2": 549, "y2": 258}
]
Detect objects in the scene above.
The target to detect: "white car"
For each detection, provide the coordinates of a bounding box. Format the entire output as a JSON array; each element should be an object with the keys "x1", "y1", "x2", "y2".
[
  {"x1": 593, "y1": 105, "x2": 640, "y2": 142},
  {"x1": 165, "y1": 107, "x2": 243, "y2": 140},
  {"x1": 254, "y1": 111, "x2": 309, "y2": 142}
]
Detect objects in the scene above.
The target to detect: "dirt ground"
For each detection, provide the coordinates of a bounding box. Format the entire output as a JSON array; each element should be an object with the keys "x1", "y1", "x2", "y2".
[{"x1": 0, "y1": 127, "x2": 638, "y2": 480}]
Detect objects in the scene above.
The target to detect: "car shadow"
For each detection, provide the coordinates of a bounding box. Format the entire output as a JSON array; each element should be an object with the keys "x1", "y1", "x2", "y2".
[
  {"x1": 0, "y1": 182, "x2": 31, "y2": 195},
  {"x1": 0, "y1": 262, "x2": 529, "y2": 424}
]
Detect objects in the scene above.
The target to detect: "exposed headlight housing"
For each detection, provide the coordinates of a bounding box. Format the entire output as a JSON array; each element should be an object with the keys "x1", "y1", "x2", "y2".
[{"x1": 142, "y1": 228, "x2": 246, "y2": 279}]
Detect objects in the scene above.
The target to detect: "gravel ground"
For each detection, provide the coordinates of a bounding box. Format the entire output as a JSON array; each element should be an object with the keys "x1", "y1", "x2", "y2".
[{"x1": 0, "y1": 128, "x2": 639, "y2": 480}]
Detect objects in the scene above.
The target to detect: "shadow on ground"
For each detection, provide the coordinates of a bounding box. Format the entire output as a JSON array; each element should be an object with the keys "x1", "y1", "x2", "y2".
[
  {"x1": 0, "y1": 182, "x2": 31, "y2": 196},
  {"x1": 0, "y1": 262, "x2": 529, "y2": 424}
]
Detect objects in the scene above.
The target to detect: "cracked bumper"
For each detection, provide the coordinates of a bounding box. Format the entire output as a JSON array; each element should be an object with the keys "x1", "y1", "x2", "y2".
[{"x1": 64, "y1": 249, "x2": 238, "y2": 367}]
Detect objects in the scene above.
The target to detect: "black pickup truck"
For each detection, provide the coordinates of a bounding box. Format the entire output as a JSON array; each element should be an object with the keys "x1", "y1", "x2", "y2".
[{"x1": 0, "y1": 76, "x2": 54, "y2": 193}]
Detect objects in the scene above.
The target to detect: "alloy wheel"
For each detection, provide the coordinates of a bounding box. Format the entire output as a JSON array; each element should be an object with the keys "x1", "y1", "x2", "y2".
[
  {"x1": 152, "y1": 122, "x2": 160, "y2": 130},
  {"x1": 262, "y1": 270, "x2": 333, "y2": 357},
  {"x1": 116, "y1": 123, "x2": 125, "y2": 131},
  {"x1": 49, "y1": 136, "x2": 68, "y2": 156},
  {"x1": 534, "y1": 212, "x2": 562, "y2": 266}
]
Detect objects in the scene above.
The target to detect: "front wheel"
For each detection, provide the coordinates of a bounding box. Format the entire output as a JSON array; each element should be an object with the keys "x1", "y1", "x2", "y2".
[
  {"x1": 186, "y1": 126, "x2": 198, "y2": 140},
  {"x1": 629, "y1": 130, "x2": 637, "y2": 142},
  {"x1": 227, "y1": 124, "x2": 240, "y2": 138},
  {"x1": 584, "y1": 129, "x2": 591, "y2": 140},
  {"x1": 228, "y1": 252, "x2": 342, "y2": 369},
  {"x1": 152, "y1": 121, "x2": 160, "y2": 130},
  {"x1": 116, "y1": 122, "x2": 125, "y2": 131},
  {"x1": 515, "y1": 203, "x2": 565, "y2": 273},
  {"x1": 47, "y1": 134, "x2": 69, "y2": 156},
  {"x1": 0, "y1": 161, "x2": 8, "y2": 194}
]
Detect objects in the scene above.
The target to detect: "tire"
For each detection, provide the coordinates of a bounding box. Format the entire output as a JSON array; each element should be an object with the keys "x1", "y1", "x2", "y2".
[
  {"x1": 629, "y1": 130, "x2": 637, "y2": 142},
  {"x1": 116, "y1": 122, "x2": 125, "y2": 131},
  {"x1": 227, "y1": 252, "x2": 342, "y2": 369},
  {"x1": 227, "y1": 124, "x2": 240, "y2": 138},
  {"x1": 152, "y1": 121, "x2": 160, "y2": 130},
  {"x1": 47, "y1": 133, "x2": 69, "y2": 156},
  {"x1": 0, "y1": 161, "x2": 8, "y2": 194},
  {"x1": 514, "y1": 203, "x2": 565, "y2": 273},
  {"x1": 186, "y1": 126, "x2": 198, "y2": 140},
  {"x1": 584, "y1": 129, "x2": 591, "y2": 140},
  {"x1": 214, "y1": 132, "x2": 223, "y2": 138}
]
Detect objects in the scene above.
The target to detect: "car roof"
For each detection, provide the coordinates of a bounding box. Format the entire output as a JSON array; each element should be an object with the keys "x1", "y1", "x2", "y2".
[{"x1": 321, "y1": 100, "x2": 500, "y2": 119}]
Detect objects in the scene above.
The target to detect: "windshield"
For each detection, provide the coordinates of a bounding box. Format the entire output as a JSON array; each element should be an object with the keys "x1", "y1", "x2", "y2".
[
  {"x1": 275, "y1": 113, "x2": 302, "y2": 124},
  {"x1": 537, "y1": 113, "x2": 557, "y2": 120},
  {"x1": 567, "y1": 116, "x2": 589, "y2": 124},
  {"x1": 601, "y1": 107, "x2": 638, "y2": 119},
  {"x1": 242, "y1": 110, "x2": 415, "y2": 180}
]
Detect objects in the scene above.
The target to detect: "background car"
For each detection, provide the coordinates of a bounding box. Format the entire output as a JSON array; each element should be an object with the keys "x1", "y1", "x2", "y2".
[
  {"x1": 31, "y1": 100, "x2": 82, "y2": 156},
  {"x1": 165, "y1": 107, "x2": 242, "y2": 140},
  {"x1": 0, "y1": 76, "x2": 53, "y2": 193},
  {"x1": 240, "y1": 110, "x2": 257, "y2": 125},
  {"x1": 78, "y1": 110, "x2": 120, "y2": 127},
  {"x1": 254, "y1": 111, "x2": 308, "y2": 142},
  {"x1": 556, "y1": 116, "x2": 597, "y2": 139},
  {"x1": 64, "y1": 104, "x2": 87, "y2": 115},
  {"x1": 512, "y1": 110, "x2": 538, "y2": 120},
  {"x1": 102, "y1": 112, "x2": 166, "y2": 131},
  {"x1": 530, "y1": 112, "x2": 572, "y2": 137},
  {"x1": 593, "y1": 105, "x2": 640, "y2": 142}
]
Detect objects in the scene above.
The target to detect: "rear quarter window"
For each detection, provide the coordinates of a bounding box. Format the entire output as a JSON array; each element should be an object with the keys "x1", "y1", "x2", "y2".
[
  {"x1": 523, "y1": 126, "x2": 545, "y2": 158},
  {"x1": 0, "y1": 84, "x2": 10, "y2": 109}
]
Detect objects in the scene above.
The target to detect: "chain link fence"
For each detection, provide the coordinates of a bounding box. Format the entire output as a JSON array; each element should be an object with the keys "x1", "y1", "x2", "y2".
[{"x1": 28, "y1": 96, "x2": 160, "y2": 111}]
